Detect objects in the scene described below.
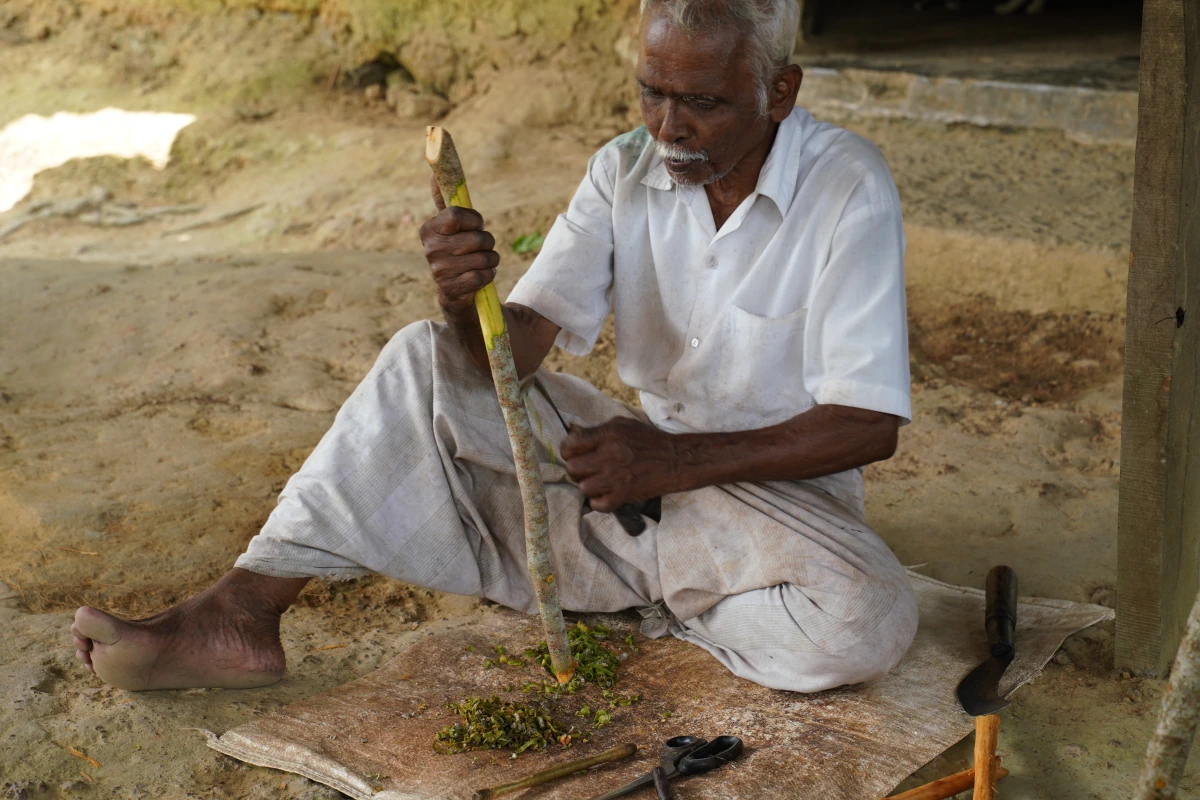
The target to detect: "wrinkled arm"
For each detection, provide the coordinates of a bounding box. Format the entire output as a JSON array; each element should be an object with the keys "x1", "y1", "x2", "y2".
[
  {"x1": 562, "y1": 404, "x2": 900, "y2": 512},
  {"x1": 666, "y1": 404, "x2": 899, "y2": 490}
]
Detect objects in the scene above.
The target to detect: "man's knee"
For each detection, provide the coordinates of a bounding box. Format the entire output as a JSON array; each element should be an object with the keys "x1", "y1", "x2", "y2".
[
  {"x1": 376, "y1": 319, "x2": 479, "y2": 381},
  {"x1": 774, "y1": 580, "x2": 917, "y2": 692},
  {"x1": 377, "y1": 319, "x2": 439, "y2": 365},
  {"x1": 683, "y1": 579, "x2": 918, "y2": 693}
]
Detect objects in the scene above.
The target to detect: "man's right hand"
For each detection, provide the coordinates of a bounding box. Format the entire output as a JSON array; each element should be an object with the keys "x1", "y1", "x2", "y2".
[{"x1": 419, "y1": 173, "x2": 501, "y2": 314}]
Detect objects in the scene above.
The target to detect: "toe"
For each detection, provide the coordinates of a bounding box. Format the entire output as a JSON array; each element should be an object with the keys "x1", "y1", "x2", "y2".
[
  {"x1": 73, "y1": 635, "x2": 93, "y2": 652},
  {"x1": 74, "y1": 606, "x2": 123, "y2": 646},
  {"x1": 75, "y1": 649, "x2": 93, "y2": 668}
]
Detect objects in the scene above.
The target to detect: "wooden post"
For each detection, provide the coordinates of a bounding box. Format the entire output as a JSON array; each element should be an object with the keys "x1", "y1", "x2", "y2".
[{"x1": 1116, "y1": 0, "x2": 1200, "y2": 676}]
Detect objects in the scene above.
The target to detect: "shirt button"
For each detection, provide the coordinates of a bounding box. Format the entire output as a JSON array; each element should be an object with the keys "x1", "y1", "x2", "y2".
[
  {"x1": 674, "y1": 403, "x2": 685, "y2": 413},
  {"x1": 690, "y1": 337, "x2": 701, "y2": 348}
]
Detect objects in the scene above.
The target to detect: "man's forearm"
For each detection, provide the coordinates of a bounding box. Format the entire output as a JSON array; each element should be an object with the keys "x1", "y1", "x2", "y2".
[{"x1": 664, "y1": 404, "x2": 899, "y2": 494}]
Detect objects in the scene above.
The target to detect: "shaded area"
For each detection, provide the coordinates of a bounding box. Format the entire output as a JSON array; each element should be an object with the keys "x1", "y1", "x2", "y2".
[{"x1": 799, "y1": 0, "x2": 1142, "y2": 90}]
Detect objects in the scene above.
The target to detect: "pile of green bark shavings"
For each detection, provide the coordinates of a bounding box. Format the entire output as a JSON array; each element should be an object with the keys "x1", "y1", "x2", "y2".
[{"x1": 433, "y1": 622, "x2": 643, "y2": 757}]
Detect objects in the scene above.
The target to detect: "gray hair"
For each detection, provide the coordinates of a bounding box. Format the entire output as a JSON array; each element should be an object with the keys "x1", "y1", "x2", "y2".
[{"x1": 639, "y1": 0, "x2": 799, "y2": 116}]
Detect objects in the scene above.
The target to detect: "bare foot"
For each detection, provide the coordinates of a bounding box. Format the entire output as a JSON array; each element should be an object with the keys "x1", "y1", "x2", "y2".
[{"x1": 71, "y1": 568, "x2": 309, "y2": 691}]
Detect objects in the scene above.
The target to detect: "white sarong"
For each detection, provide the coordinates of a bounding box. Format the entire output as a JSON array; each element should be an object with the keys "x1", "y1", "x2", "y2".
[{"x1": 236, "y1": 321, "x2": 918, "y2": 692}]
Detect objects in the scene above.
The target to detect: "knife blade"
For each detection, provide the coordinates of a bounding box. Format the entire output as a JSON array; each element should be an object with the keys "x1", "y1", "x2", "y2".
[{"x1": 957, "y1": 565, "x2": 1018, "y2": 716}]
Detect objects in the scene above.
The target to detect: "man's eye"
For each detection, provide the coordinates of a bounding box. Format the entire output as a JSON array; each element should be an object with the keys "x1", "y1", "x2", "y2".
[
  {"x1": 640, "y1": 86, "x2": 663, "y2": 99},
  {"x1": 684, "y1": 96, "x2": 716, "y2": 110}
]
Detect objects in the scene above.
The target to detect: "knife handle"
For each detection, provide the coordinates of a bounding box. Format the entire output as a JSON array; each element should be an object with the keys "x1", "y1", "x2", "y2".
[{"x1": 985, "y1": 565, "x2": 1017, "y2": 659}]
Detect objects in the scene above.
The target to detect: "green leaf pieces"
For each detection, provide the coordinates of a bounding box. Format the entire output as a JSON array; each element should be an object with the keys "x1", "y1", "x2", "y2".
[
  {"x1": 529, "y1": 622, "x2": 620, "y2": 688},
  {"x1": 434, "y1": 696, "x2": 564, "y2": 755},
  {"x1": 511, "y1": 231, "x2": 545, "y2": 254},
  {"x1": 602, "y1": 689, "x2": 641, "y2": 708},
  {"x1": 483, "y1": 644, "x2": 526, "y2": 669},
  {"x1": 438, "y1": 624, "x2": 645, "y2": 754}
]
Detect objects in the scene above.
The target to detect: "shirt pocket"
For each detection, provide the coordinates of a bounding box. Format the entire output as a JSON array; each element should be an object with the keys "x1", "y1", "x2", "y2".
[{"x1": 707, "y1": 305, "x2": 813, "y2": 423}]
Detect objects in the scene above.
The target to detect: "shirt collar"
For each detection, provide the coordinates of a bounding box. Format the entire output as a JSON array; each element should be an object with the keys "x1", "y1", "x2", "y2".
[{"x1": 639, "y1": 107, "x2": 805, "y2": 213}]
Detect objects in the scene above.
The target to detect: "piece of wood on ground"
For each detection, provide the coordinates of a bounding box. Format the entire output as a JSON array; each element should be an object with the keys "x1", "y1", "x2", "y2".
[
  {"x1": 972, "y1": 715, "x2": 1000, "y2": 800},
  {"x1": 886, "y1": 760, "x2": 1008, "y2": 800}
]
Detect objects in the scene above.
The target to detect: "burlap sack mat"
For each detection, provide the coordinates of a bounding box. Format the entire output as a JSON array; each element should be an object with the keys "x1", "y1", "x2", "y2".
[{"x1": 207, "y1": 572, "x2": 1112, "y2": 799}]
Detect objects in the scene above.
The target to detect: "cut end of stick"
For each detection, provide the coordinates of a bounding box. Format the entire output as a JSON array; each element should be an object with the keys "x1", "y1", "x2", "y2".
[
  {"x1": 554, "y1": 664, "x2": 576, "y2": 684},
  {"x1": 425, "y1": 126, "x2": 444, "y2": 163}
]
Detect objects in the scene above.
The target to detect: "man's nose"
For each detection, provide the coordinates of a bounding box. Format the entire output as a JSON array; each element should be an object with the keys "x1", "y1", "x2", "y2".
[{"x1": 659, "y1": 99, "x2": 689, "y2": 143}]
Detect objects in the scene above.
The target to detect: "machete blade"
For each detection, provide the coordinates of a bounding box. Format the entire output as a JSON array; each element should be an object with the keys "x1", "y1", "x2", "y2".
[{"x1": 956, "y1": 652, "x2": 1014, "y2": 717}]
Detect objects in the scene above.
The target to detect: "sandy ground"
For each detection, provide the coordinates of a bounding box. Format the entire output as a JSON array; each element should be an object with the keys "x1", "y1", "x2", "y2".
[{"x1": 0, "y1": 3, "x2": 1191, "y2": 799}]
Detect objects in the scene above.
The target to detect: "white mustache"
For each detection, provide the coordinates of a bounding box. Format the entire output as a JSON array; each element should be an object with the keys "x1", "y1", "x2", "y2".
[{"x1": 654, "y1": 141, "x2": 709, "y2": 164}]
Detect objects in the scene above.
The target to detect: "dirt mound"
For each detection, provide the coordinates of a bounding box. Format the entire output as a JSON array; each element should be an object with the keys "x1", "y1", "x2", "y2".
[{"x1": 910, "y1": 294, "x2": 1124, "y2": 403}]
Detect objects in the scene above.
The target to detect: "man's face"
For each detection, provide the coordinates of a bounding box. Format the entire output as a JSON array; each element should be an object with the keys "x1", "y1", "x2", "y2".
[{"x1": 636, "y1": 12, "x2": 774, "y2": 186}]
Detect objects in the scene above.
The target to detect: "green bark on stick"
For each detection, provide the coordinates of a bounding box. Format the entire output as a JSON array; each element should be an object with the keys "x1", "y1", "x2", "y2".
[{"x1": 425, "y1": 126, "x2": 574, "y2": 683}]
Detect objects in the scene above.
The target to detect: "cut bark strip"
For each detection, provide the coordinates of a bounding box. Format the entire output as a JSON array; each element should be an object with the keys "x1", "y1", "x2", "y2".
[
  {"x1": 69, "y1": 746, "x2": 102, "y2": 769},
  {"x1": 425, "y1": 126, "x2": 574, "y2": 684},
  {"x1": 885, "y1": 760, "x2": 1007, "y2": 799},
  {"x1": 316, "y1": 643, "x2": 348, "y2": 651}
]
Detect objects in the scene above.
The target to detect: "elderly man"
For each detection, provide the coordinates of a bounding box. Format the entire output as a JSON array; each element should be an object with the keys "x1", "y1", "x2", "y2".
[{"x1": 71, "y1": 0, "x2": 917, "y2": 694}]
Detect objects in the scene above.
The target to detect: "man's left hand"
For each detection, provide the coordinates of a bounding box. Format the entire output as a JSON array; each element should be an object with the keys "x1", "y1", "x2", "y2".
[{"x1": 561, "y1": 418, "x2": 679, "y2": 512}]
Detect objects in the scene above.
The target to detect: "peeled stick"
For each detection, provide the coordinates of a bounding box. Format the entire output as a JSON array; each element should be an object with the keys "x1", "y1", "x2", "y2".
[{"x1": 425, "y1": 126, "x2": 574, "y2": 683}]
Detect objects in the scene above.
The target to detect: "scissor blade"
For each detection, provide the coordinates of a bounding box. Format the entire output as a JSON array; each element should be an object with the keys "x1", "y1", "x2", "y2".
[
  {"x1": 956, "y1": 653, "x2": 1013, "y2": 716},
  {"x1": 587, "y1": 772, "x2": 654, "y2": 800}
]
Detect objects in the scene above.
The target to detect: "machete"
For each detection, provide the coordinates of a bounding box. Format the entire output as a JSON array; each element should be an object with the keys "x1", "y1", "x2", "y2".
[{"x1": 956, "y1": 565, "x2": 1018, "y2": 716}]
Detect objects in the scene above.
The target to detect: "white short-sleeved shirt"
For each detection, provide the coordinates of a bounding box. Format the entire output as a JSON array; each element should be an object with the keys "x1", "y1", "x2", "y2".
[{"x1": 508, "y1": 106, "x2": 911, "y2": 442}]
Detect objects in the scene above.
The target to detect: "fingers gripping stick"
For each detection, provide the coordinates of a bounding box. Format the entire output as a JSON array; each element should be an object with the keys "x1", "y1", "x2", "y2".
[{"x1": 425, "y1": 127, "x2": 574, "y2": 683}]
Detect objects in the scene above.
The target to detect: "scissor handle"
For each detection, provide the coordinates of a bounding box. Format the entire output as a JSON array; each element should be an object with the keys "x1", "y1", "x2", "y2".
[
  {"x1": 663, "y1": 735, "x2": 706, "y2": 754},
  {"x1": 677, "y1": 735, "x2": 744, "y2": 776}
]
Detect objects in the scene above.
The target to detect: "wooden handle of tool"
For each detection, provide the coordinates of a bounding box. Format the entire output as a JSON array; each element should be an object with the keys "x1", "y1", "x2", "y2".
[
  {"x1": 884, "y1": 760, "x2": 1008, "y2": 800},
  {"x1": 472, "y1": 743, "x2": 638, "y2": 800},
  {"x1": 424, "y1": 127, "x2": 574, "y2": 684},
  {"x1": 985, "y1": 566, "x2": 1018, "y2": 658},
  {"x1": 973, "y1": 714, "x2": 1001, "y2": 800}
]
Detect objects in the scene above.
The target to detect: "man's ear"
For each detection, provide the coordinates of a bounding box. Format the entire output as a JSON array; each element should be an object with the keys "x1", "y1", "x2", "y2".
[{"x1": 769, "y1": 64, "x2": 803, "y2": 122}]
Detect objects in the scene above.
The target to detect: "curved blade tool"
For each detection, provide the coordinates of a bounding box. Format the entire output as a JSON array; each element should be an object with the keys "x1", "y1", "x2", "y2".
[{"x1": 956, "y1": 565, "x2": 1018, "y2": 717}]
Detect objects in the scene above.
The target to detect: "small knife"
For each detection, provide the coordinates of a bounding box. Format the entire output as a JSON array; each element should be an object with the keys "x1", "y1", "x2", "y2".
[{"x1": 956, "y1": 565, "x2": 1018, "y2": 716}]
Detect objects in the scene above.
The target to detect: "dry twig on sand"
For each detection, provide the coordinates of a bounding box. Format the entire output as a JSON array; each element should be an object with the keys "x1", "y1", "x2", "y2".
[
  {"x1": 161, "y1": 204, "x2": 264, "y2": 236},
  {"x1": 0, "y1": 188, "x2": 203, "y2": 241},
  {"x1": 1134, "y1": 589, "x2": 1200, "y2": 799}
]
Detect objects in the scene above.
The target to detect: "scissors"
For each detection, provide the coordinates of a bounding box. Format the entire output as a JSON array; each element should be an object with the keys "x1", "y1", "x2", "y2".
[{"x1": 588, "y1": 735, "x2": 744, "y2": 800}]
